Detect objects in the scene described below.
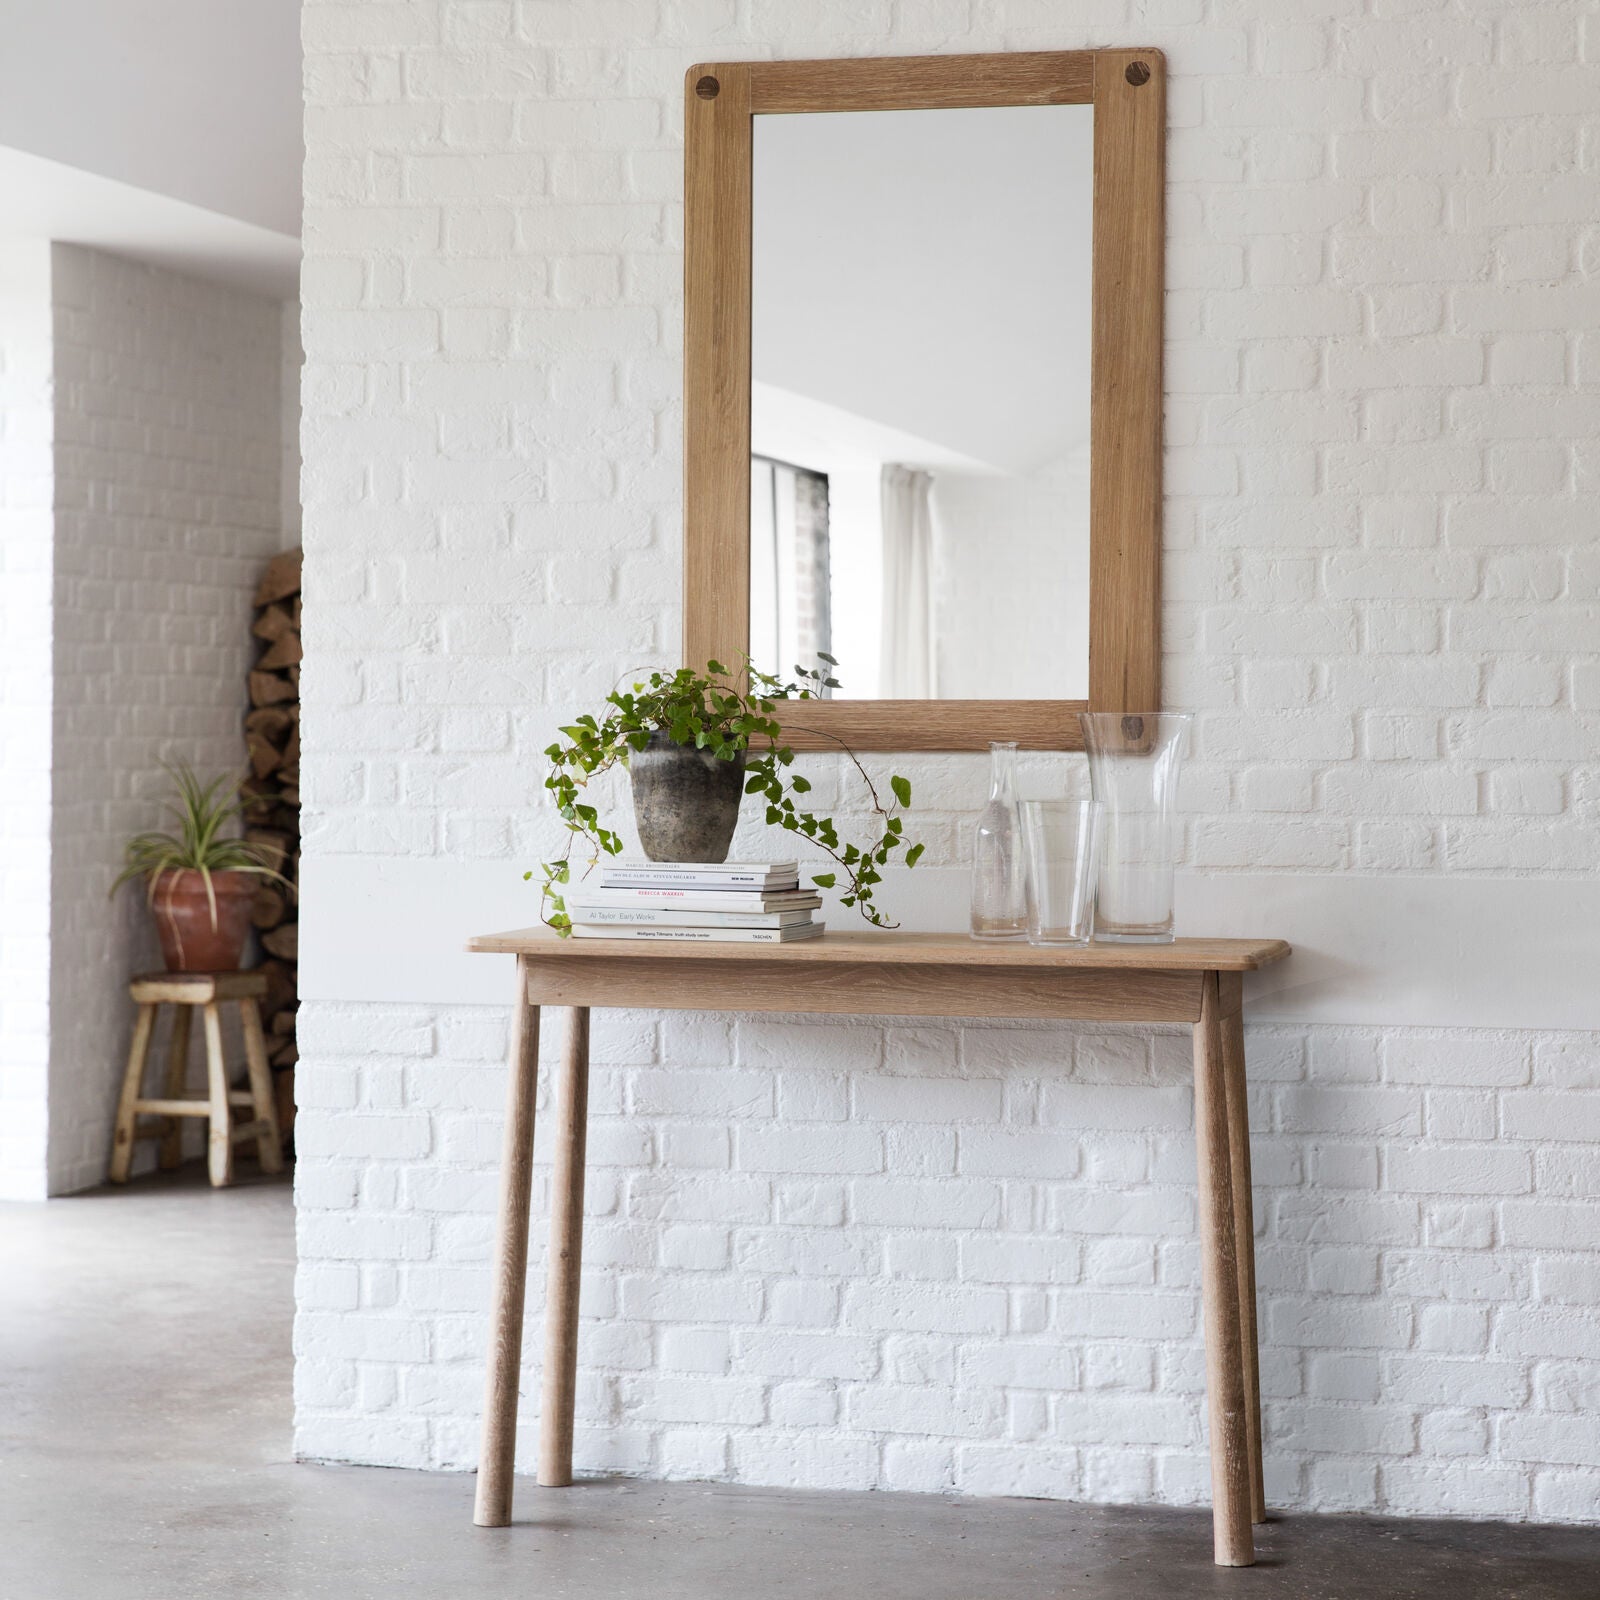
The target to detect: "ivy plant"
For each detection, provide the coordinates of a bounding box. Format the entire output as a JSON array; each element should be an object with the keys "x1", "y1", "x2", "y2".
[{"x1": 529, "y1": 657, "x2": 924, "y2": 933}]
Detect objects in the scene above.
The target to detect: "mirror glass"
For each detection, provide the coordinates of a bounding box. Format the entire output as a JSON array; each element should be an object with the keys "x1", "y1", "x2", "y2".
[{"x1": 750, "y1": 104, "x2": 1093, "y2": 701}]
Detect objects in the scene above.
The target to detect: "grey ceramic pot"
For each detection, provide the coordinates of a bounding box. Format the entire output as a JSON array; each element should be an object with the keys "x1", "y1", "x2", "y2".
[{"x1": 629, "y1": 730, "x2": 747, "y2": 863}]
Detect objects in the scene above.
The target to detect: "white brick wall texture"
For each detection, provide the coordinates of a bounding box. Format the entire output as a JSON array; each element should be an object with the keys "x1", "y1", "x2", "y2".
[
  {"x1": 0, "y1": 240, "x2": 57, "y2": 1201},
  {"x1": 295, "y1": 2, "x2": 1600, "y2": 1523},
  {"x1": 1, "y1": 243, "x2": 294, "y2": 1196}
]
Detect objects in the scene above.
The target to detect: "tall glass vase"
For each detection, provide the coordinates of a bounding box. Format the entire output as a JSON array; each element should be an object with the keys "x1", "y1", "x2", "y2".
[
  {"x1": 970, "y1": 740, "x2": 1027, "y2": 940},
  {"x1": 1080, "y1": 712, "x2": 1192, "y2": 944}
]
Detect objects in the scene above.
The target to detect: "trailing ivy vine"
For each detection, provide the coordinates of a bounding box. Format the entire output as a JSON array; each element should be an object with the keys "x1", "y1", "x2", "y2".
[{"x1": 529, "y1": 657, "x2": 924, "y2": 932}]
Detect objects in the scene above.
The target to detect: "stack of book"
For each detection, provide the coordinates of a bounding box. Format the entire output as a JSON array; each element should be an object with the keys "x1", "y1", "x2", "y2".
[{"x1": 565, "y1": 860, "x2": 824, "y2": 943}]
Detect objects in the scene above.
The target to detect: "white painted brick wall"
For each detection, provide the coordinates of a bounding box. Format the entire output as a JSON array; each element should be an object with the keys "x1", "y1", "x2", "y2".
[
  {"x1": 0, "y1": 240, "x2": 56, "y2": 1201},
  {"x1": 296, "y1": 1, "x2": 1600, "y2": 1523},
  {"x1": 281, "y1": 301, "x2": 305, "y2": 549},
  {"x1": 34, "y1": 245, "x2": 290, "y2": 1195}
]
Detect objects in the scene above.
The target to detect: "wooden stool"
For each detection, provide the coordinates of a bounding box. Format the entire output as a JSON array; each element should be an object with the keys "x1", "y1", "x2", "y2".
[{"x1": 109, "y1": 971, "x2": 285, "y2": 1187}]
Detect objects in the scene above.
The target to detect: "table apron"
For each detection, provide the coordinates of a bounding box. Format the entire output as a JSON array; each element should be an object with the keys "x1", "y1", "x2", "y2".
[{"x1": 523, "y1": 956, "x2": 1205, "y2": 1023}]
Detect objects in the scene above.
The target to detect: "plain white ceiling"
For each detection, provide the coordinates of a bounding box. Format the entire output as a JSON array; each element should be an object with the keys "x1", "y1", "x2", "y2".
[{"x1": 0, "y1": 0, "x2": 302, "y2": 297}]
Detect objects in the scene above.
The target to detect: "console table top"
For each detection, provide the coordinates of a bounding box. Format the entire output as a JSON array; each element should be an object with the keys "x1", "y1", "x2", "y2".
[{"x1": 468, "y1": 927, "x2": 1291, "y2": 972}]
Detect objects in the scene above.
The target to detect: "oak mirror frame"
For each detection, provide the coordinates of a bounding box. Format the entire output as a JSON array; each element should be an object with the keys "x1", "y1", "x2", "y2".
[{"x1": 683, "y1": 49, "x2": 1164, "y2": 752}]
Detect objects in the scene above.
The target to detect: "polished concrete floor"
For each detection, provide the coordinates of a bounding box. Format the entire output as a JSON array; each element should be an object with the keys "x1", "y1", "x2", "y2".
[{"x1": 5, "y1": 1171, "x2": 1600, "y2": 1599}]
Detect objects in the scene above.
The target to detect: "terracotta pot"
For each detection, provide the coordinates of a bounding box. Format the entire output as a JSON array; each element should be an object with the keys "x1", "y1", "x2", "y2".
[
  {"x1": 149, "y1": 869, "x2": 258, "y2": 972},
  {"x1": 629, "y1": 730, "x2": 746, "y2": 862}
]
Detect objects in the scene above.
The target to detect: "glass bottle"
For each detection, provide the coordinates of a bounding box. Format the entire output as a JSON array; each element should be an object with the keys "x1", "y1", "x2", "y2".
[{"x1": 970, "y1": 741, "x2": 1027, "y2": 940}]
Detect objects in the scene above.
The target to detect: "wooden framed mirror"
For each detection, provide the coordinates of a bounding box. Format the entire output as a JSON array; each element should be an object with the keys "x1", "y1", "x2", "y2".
[{"x1": 684, "y1": 50, "x2": 1164, "y2": 751}]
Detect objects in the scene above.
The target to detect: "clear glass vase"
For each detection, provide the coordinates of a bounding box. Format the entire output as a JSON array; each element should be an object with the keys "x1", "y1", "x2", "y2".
[
  {"x1": 1080, "y1": 712, "x2": 1192, "y2": 944},
  {"x1": 970, "y1": 740, "x2": 1027, "y2": 940}
]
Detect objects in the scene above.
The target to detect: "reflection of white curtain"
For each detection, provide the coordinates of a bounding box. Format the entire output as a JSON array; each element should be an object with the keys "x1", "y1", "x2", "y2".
[{"x1": 879, "y1": 464, "x2": 935, "y2": 698}]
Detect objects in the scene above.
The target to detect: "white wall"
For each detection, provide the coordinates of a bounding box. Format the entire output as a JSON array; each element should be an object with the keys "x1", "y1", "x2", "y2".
[
  {"x1": 0, "y1": 243, "x2": 292, "y2": 1196},
  {"x1": 295, "y1": 2, "x2": 1600, "y2": 1524},
  {"x1": 932, "y1": 458, "x2": 1091, "y2": 701},
  {"x1": 281, "y1": 302, "x2": 304, "y2": 549},
  {"x1": 0, "y1": 240, "x2": 56, "y2": 1201}
]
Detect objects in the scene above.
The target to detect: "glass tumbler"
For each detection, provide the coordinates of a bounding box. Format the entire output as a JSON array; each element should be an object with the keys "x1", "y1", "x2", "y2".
[
  {"x1": 1080, "y1": 712, "x2": 1192, "y2": 944},
  {"x1": 1021, "y1": 800, "x2": 1103, "y2": 947}
]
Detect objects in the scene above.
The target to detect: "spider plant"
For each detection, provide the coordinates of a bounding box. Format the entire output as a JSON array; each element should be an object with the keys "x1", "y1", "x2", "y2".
[{"x1": 112, "y1": 762, "x2": 288, "y2": 929}]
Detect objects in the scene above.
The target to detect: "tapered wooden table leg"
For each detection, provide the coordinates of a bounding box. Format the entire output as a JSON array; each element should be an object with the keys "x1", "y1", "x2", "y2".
[
  {"x1": 110, "y1": 1004, "x2": 158, "y2": 1183},
  {"x1": 1193, "y1": 971, "x2": 1254, "y2": 1567},
  {"x1": 157, "y1": 1006, "x2": 192, "y2": 1170},
  {"x1": 474, "y1": 958, "x2": 541, "y2": 1528},
  {"x1": 1219, "y1": 972, "x2": 1266, "y2": 1524},
  {"x1": 538, "y1": 1006, "x2": 591, "y2": 1487}
]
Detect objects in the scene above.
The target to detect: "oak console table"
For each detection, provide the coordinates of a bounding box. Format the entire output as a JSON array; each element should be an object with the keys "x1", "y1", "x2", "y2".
[{"x1": 466, "y1": 928, "x2": 1290, "y2": 1567}]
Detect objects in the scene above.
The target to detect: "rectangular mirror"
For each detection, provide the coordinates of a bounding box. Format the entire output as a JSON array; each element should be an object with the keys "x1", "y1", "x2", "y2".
[
  {"x1": 685, "y1": 52, "x2": 1164, "y2": 750},
  {"x1": 752, "y1": 104, "x2": 1092, "y2": 703}
]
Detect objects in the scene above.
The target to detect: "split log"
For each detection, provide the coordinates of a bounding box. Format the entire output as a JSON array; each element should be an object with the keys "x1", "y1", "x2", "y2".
[
  {"x1": 246, "y1": 706, "x2": 296, "y2": 742},
  {"x1": 274, "y1": 1071, "x2": 296, "y2": 1137},
  {"x1": 245, "y1": 829, "x2": 292, "y2": 876},
  {"x1": 257, "y1": 632, "x2": 303, "y2": 671},
  {"x1": 250, "y1": 670, "x2": 296, "y2": 708},
  {"x1": 252, "y1": 604, "x2": 296, "y2": 643},
  {"x1": 247, "y1": 734, "x2": 284, "y2": 779},
  {"x1": 252, "y1": 885, "x2": 288, "y2": 929},
  {"x1": 254, "y1": 549, "x2": 303, "y2": 608},
  {"x1": 261, "y1": 959, "x2": 296, "y2": 1017},
  {"x1": 250, "y1": 547, "x2": 301, "y2": 1159}
]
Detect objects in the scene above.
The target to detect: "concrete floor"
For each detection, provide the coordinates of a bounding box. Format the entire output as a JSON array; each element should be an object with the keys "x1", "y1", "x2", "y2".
[{"x1": 5, "y1": 1173, "x2": 1599, "y2": 1599}]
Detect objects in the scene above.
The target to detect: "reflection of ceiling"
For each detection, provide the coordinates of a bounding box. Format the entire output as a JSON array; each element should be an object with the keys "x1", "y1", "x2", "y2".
[
  {"x1": 752, "y1": 380, "x2": 992, "y2": 477},
  {"x1": 752, "y1": 104, "x2": 1093, "y2": 477}
]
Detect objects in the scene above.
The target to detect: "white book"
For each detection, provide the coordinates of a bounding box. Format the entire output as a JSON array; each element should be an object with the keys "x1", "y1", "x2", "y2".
[
  {"x1": 566, "y1": 886, "x2": 823, "y2": 913},
  {"x1": 601, "y1": 860, "x2": 799, "y2": 890},
  {"x1": 569, "y1": 921, "x2": 825, "y2": 945},
  {"x1": 570, "y1": 906, "x2": 817, "y2": 929}
]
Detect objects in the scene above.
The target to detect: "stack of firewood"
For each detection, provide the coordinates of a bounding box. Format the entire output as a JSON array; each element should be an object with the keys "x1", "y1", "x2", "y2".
[{"x1": 245, "y1": 548, "x2": 302, "y2": 1141}]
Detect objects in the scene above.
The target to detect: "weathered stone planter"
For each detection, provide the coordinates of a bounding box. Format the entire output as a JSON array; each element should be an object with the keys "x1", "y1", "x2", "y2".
[{"x1": 629, "y1": 731, "x2": 746, "y2": 863}]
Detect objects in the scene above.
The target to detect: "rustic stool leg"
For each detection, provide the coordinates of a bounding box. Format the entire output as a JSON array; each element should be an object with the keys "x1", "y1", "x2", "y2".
[
  {"x1": 240, "y1": 996, "x2": 285, "y2": 1174},
  {"x1": 474, "y1": 958, "x2": 541, "y2": 1528},
  {"x1": 110, "y1": 1004, "x2": 159, "y2": 1183},
  {"x1": 1193, "y1": 971, "x2": 1254, "y2": 1567},
  {"x1": 158, "y1": 1005, "x2": 193, "y2": 1170},
  {"x1": 201, "y1": 1001, "x2": 234, "y2": 1188},
  {"x1": 1219, "y1": 973, "x2": 1266, "y2": 1524},
  {"x1": 538, "y1": 1006, "x2": 591, "y2": 1487}
]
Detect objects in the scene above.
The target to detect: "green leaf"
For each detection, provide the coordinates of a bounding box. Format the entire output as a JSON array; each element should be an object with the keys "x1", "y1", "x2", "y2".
[
  {"x1": 789, "y1": 774, "x2": 811, "y2": 793},
  {"x1": 904, "y1": 842, "x2": 924, "y2": 868},
  {"x1": 890, "y1": 775, "x2": 911, "y2": 808},
  {"x1": 811, "y1": 873, "x2": 836, "y2": 888}
]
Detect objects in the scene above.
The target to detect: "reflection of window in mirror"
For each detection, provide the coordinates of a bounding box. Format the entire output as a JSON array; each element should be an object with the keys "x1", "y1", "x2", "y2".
[
  {"x1": 750, "y1": 103, "x2": 1092, "y2": 703},
  {"x1": 748, "y1": 456, "x2": 832, "y2": 694}
]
